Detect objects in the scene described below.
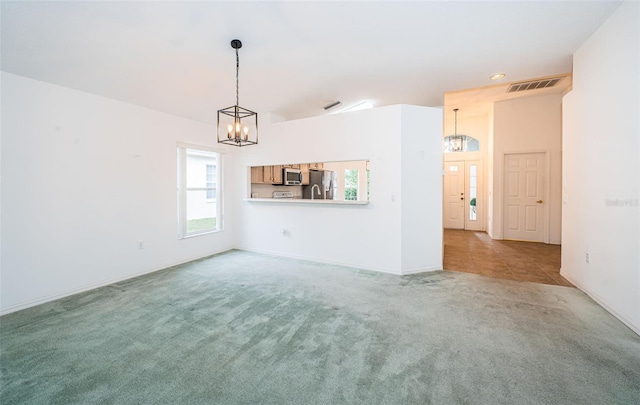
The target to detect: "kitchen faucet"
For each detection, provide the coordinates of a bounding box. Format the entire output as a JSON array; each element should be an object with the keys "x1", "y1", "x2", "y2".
[{"x1": 311, "y1": 184, "x2": 321, "y2": 200}]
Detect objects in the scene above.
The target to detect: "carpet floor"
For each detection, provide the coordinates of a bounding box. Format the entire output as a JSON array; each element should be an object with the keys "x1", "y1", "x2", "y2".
[{"x1": 1, "y1": 250, "x2": 639, "y2": 404}]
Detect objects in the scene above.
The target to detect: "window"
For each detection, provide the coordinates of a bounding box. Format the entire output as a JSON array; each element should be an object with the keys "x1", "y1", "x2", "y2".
[
  {"x1": 443, "y1": 135, "x2": 480, "y2": 153},
  {"x1": 177, "y1": 145, "x2": 221, "y2": 238},
  {"x1": 469, "y1": 164, "x2": 477, "y2": 221},
  {"x1": 344, "y1": 169, "x2": 358, "y2": 201},
  {"x1": 206, "y1": 164, "x2": 216, "y2": 199}
]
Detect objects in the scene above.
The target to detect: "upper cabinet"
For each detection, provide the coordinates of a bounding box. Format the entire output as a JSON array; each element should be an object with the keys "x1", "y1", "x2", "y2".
[
  {"x1": 250, "y1": 163, "x2": 326, "y2": 184},
  {"x1": 266, "y1": 165, "x2": 283, "y2": 185},
  {"x1": 251, "y1": 165, "x2": 284, "y2": 185},
  {"x1": 251, "y1": 166, "x2": 265, "y2": 184}
]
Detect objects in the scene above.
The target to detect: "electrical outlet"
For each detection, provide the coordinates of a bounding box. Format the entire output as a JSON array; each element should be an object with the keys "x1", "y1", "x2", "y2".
[
  {"x1": 585, "y1": 252, "x2": 590, "y2": 264},
  {"x1": 138, "y1": 241, "x2": 144, "y2": 250}
]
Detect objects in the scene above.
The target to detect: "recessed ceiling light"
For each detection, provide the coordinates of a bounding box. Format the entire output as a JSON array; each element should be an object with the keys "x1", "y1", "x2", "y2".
[{"x1": 490, "y1": 73, "x2": 506, "y2": 80}]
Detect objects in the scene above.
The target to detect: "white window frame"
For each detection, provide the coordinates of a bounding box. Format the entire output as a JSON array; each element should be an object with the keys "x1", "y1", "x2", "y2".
[
  {"x1": 206, "y1": 164, "x2": 216, "y2": 200},
  {"x1": 177, "y1": 143, "x2": 224, "y2": 239}
]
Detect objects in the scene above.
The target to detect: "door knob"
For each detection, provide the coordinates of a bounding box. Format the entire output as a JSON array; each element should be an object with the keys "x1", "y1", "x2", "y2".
[{"x1": 536, "y1": 200, "x2": 543, "y2": 204}]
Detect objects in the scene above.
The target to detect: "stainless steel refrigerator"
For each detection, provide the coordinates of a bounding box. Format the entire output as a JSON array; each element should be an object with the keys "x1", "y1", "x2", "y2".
[{"x1": 303, "y1": 170, "x2": 336, "y2": 200}]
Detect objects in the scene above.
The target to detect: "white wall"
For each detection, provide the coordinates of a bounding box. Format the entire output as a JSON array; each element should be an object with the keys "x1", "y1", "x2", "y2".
[
  {"x1": 487, "y1": 104, "x2": 495, "y2": 237},
  {"x1": 233, "y1": 105, "x2": 443, "y2": 275},
  {"x1": 0, "y1": 73, "x2": 235, "y2": 314},
  {"x1": 561, "y1": 1, "x2": 639, "y2": 334},
  {"x1": 401, "y1": 106, "x2": 443, "y2": 273},
  {"x1": 491, "y1": 94, "x2": 563, "y2": 243}
]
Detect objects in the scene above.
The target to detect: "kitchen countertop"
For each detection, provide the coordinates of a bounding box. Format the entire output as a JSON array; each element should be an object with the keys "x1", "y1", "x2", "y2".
[{"x1": 244, "y1": 198, "x2": 369, "y2": 205}]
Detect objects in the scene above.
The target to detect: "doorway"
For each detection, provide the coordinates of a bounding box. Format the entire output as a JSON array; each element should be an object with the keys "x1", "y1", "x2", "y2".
[
  {"x1": 443, "y1": 229, "x2": 571, "y2": 286},
  {"x1": 503, "y1": 152, "x2": 546, "y2": 242},
  {"x1": 443, "y1": 160, "x2": 483, "y2": 230}
]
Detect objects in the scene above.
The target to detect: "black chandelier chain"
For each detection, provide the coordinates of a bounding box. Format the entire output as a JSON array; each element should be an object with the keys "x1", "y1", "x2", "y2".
[
  {"x1": 454, "y1": 108, "x2": 459, "y2": 136},
  {"x1": 235, "y1": 47, "x2": 240, "y2": 107}
]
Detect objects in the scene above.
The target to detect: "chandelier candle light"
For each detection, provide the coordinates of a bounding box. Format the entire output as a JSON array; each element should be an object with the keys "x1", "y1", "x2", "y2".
[{"x1": 217, "y1": 39, "x2": 258, "y2": 146}]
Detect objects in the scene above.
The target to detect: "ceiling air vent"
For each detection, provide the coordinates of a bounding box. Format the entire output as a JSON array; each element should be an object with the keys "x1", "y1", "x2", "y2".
[{"x1": 507, "y1": 77, "x2": 562, "y2": 93}]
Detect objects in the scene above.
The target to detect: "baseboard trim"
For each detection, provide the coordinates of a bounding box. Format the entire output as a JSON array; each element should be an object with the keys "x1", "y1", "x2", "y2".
[
  {"x1": 235, "y1": 247, "x2": 404, "y2": 276},
  {"x1": 0, "y1": 248, "x2": 434, "y2": 316},
  {"x1": 400, "y1": 266, "x2": 443, "y2": 275},
  {"x1": 236, "y1": 247, "x2": 444, "y2": 277},
  {"x1": 560, "y1": 269, "x2": 640, "y2": 337},
  {"x1": 0, "y1": 250, "x2": 233, "y2": 317}
]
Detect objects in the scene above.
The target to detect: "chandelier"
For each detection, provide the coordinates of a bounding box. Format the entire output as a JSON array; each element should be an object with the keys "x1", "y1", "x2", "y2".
[
  {"x1": 449, "y1": 108, "x2": 464, "y2": 152},
  {"x1": 217, "y1": 39, "x2": 258, "y2": 147}
]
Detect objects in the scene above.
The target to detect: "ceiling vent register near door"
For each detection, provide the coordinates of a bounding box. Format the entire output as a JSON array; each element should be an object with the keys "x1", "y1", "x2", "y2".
[{"x1": 506, "y1": 77, "x2": 562, "y2": 93}]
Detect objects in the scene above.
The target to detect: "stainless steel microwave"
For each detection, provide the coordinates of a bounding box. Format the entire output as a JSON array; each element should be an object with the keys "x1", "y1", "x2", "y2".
[{"x1": 283, "y1": 168, "x2": 302, "y2": 185}]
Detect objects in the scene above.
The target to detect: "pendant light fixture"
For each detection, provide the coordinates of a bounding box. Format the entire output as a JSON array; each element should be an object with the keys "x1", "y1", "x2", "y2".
[
  {"x1": 450, "y1": 108, "x2": 463, "y2": 152},
  {"x1": 217, "y1": 39, "x2": 258, "y2": 147}
]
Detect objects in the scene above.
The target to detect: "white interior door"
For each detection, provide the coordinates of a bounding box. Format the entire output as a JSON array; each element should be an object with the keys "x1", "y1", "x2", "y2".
[
  {"x1": 443, "y1": 161, "x2": 465, "y2": 229},
  {"x1": 503, "y1": 153, "x2": 545, "y2": 242}
]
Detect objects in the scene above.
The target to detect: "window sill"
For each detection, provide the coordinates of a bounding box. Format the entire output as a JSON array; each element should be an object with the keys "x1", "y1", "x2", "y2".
[
  {"x1": 178, "y1": 229, "x2": 222, "y2": 239},
  {"x1": 244, "y1": 198, "x2": 369, "y2": 205}
]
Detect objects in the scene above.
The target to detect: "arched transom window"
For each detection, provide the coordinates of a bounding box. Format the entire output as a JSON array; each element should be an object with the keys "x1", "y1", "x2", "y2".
[{"x1": 443, "y1": 135, "x2": 480, "y2": 153}]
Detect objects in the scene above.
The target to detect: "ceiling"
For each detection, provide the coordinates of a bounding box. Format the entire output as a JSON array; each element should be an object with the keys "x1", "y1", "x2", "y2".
[
  {"x1": 445, "y1": 73, "x2": 573, "y2": 116},
  {"x1": 0, "y1": 1, "x2": 621, "y2": 124}
]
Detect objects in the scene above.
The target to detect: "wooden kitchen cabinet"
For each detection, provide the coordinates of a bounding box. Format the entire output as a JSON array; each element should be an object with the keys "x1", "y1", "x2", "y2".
[
  {"x1": 299, "y1": 163, "x2": 310, "y2": 185},
  {"x1": 300, "y1": 162, "x2": 323, "y2": 171},
  {"x1": 251, "y1": 166, "x2": 264, "y2": 183},
  {"x1": 263, "y1": 165, "x2": 283, "y2": 184},
  {"x1": 273, "y1": 165, "x2": 283, "y2": 184},
  {"x1": 271, "y1": 165, "x2": 283, "y2": 184},
  {"x1": 252, "y1": 163, "x2": 321, "y2": 184}
]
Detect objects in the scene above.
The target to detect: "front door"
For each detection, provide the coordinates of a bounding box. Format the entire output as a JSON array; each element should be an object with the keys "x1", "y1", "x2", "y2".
[
  {"x1": 503, "y1": 153, "x2": 545, "y2": 242},
  {"x1": 443, "y1": 161, "x2": 465, "y2": 229}
]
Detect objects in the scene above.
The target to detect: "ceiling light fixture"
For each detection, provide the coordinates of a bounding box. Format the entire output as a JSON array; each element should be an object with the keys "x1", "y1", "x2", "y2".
[
  {"x1": 490, "y1": 73, "x2": 506, "y2": 80},
  {"x1": 217, "y1": 39, "x2": 258, "y2": 147},
  {"x1": 449, "y1": 108, "x2": 464, "y2": 152}
]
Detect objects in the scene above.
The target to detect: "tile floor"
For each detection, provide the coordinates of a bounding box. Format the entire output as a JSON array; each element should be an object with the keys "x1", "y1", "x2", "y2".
[{"x1": 443, "y1": 229, "x2": 573, "y2": 287}]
